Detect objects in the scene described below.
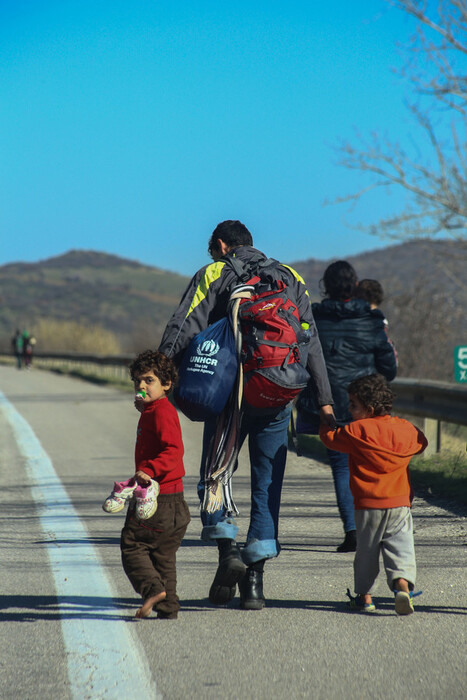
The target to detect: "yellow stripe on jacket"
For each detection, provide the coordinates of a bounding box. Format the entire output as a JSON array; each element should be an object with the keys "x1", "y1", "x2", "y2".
[
  {"x1": 186, "y1": 261, "x2": 226, "y2": 318},
  {"x1": 281, "y1": 264, "x2": 309, "y2": 297}
]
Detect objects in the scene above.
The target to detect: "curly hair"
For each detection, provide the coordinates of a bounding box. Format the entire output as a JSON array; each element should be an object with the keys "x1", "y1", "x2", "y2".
[
  {"x1": 355, "y1": 279, "x2": 384, "y2": 306},
  {"x1": 129, "y1": 350, "x2": 178, "y2": 390},
  {"x1": 320, "y1": 260, "x2": 358, "y2": 301},
  {"x1": 347, "y1": 374, "x2": 395, "y2": 416}
]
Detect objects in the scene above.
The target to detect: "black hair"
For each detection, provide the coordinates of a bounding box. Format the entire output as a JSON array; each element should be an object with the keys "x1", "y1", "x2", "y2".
[
  {"x1": 208, "y1": 220, "x2": 253, "y2": 258},
  {"x1": 320, "y1": 260, "x2": 358, "y2": 300},
  {"x1": 347, "y1": 374, "x2": 395, "y2": 416},
  {"x1": 129, "y1": 350, "x2": 178, "y2": 390},
  {"x1": 355, "y1": 279, "x2": 384, "y2": 306}
]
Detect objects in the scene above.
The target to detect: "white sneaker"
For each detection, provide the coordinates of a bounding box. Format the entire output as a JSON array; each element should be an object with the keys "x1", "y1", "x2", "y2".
[
  {"x1": 394, "y1": 591, "x2": 415, "y2": 615},
  {"x1": 134, "y1": 480, "x2": 160, "y2": 520},
  {"x1": 102, "y1": 477, "x2": 138, "y2": 513}
]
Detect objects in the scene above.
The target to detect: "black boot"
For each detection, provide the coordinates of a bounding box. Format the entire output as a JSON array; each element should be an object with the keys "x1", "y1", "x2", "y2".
[
  {"x1": 239, "y1": 561, "x2": 265, "y2": 610},
  {"x1": 336, "y1": 529, "x2": 357, "y2": 553},
  {"x1": 209, "y1": 539, "x2": 246, "y2": 605}
]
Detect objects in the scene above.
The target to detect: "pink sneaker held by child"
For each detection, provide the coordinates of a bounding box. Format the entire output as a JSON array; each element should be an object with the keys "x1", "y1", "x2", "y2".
[
  {"x1": 102, "y1": 477, "x2": 138, "y2": 513},
  {"x1": 134, "y1": 480, "x2": 160, "y2": 520}
]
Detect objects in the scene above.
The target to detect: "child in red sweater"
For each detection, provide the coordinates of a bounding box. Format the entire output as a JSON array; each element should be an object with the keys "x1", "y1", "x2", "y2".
[
  {"x1": 320, "y1": 374, "x2": 427, "y2": 615},
  {"x1": 106, "y1": 350, "x2": 190, "y2": 619}
]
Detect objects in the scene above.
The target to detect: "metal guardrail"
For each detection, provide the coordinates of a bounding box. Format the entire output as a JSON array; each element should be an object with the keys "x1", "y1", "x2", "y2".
[
  {"x1": 2, "y1": 352, "x2": 466, "y2": 454},
  {"x1": 392, "y1": 378, "x2": 467, "y2": 426},
  {"x1": 28, "y1": 351, "x2": 135, "y2": 382},
  {"x1": 32, "y1": 351, "x2": 135, "y2": 366},
  {"x1": 391, "y1": 379, "x2": 467, "y2": 454}
]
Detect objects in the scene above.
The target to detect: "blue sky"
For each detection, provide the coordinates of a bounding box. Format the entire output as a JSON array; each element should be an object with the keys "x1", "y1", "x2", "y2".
[{"x1": 0, "y1": 0, "x2": 421, "y2": 276}]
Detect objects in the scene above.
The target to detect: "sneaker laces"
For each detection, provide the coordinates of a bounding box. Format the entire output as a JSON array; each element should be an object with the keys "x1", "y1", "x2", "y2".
[{"x1": 393, "y1": 589, "x2": 422, "y2": 599}]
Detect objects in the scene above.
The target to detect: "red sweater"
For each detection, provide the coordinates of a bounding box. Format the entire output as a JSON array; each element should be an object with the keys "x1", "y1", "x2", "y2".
[
  {"x1": 135, "y1": 397, "x2": 185, "y2": 494},
  {"x1": 320, "y1": 415, "x2": 427, "y2": 509}
]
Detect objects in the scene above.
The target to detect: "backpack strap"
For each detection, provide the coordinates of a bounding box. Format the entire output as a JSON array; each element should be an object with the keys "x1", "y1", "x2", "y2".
[{"x1": 227, "y1": 256, "x2": 249, "y2": 280}]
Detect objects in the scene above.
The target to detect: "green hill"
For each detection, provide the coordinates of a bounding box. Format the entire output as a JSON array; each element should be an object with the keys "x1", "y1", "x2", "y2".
[{"x1": 0, "y1": 250, "x2": 190, "y2": 352}]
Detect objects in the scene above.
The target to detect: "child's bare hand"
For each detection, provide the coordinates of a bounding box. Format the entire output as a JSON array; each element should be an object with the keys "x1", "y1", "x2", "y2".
[{"x1": 135, "y1": 471, "x2": 152, "y2": 485}]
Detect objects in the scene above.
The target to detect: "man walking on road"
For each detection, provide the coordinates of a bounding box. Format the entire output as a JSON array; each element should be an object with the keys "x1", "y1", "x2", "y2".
[{"x1": 159, "y1": 220, "x2": 334, "y2": 609}]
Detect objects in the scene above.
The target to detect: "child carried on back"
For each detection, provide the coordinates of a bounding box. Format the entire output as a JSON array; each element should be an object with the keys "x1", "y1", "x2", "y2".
[{"x1": 320, "y1": 374, "x2": 427, "y2": 615}]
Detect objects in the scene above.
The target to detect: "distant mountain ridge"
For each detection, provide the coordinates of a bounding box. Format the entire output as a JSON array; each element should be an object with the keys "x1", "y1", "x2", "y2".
[
  {"x1": 290, "y1": 239, "x2": 465, "y2": 301},
  {"x1": 0, "y1": 249, "x2": 190, "y2": 351},
  {"x1": 2, "y1": 249, "x2": 144, "y2": 271},
  {"x1": 0, "y1": 239, "x2": 465, "y2": 380}
]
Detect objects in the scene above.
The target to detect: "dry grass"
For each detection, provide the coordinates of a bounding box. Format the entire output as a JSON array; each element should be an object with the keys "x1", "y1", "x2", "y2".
[
  {"x1": 31, "y1": 319, "x2": 122, "y2": 354},
  {"x1": 412, "y1": 423, "x2": 467, "y2": 505}
]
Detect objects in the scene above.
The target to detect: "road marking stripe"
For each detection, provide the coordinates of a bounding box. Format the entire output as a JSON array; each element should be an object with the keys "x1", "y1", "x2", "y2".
[{"x1": 0, "y1": 391, "x2": 161, "y2": 700}]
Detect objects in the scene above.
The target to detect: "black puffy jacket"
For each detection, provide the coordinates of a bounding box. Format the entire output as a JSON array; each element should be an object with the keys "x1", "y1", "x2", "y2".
[{"x1": 296, "y1": 298, "x2": 397, "y2": 427}]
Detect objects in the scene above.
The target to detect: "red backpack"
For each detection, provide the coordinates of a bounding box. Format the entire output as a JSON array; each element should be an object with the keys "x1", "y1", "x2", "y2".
[{"x1": 228, "y1": 256, "x2": 311, "y2": 409}]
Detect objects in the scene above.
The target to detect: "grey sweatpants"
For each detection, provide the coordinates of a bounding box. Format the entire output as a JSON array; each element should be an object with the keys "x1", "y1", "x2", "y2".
[{"x1": 354, "y1": 507, "x2": 416, "y2": 595}]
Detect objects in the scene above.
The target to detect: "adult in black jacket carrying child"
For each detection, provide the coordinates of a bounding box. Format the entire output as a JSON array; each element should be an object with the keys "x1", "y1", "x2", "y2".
[
  {"x1": 159, "y1": 220, "x2": 334, "y2": 610},
  {"x1": 296, "y1": 260, "x2": 398, "y2": 553}
]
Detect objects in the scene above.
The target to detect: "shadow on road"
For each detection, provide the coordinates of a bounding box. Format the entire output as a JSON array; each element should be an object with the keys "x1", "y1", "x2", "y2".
[
  {"x1": 0, "y1": 595, "x2": 139, "y2": 621},
  {"x1": 0, "y1": 592, "x2": 465, "y2": 621},
  {"x1": 179, "y1": 596, "x2": 467, "y2": 615}
]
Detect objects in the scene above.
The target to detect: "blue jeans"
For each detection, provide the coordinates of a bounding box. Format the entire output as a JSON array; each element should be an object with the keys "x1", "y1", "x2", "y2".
[
  {"x1": 198, "y1": 404, "x2": 292, "y2": 564},
  {"x1": 326, "y1": 448, "x2": 355, "y2": 533}
]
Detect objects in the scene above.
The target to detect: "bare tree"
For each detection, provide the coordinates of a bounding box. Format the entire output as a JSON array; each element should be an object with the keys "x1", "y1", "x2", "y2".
[
  {"x1": 384, "y1": 279, "x2": 465, "y2": 381},
  {"x1": 334, "y1": 0, "x2": 467, "y2": 242}
]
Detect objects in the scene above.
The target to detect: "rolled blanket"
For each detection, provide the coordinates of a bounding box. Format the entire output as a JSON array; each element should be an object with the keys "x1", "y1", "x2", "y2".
[{"x1": 201, "y1": 286, "x2": 253, "y2": 514}]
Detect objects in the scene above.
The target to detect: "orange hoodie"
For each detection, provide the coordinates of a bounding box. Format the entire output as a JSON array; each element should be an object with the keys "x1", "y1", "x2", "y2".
[{"x1": 320, "y1": 415, "x2": 427, "y2": 509}]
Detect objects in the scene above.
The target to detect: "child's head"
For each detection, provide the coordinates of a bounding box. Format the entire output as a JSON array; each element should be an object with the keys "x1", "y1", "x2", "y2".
[
  {"x1": 347, "y1": 374, "x2": 395, "y2": 420},
  {"x1": 129, "y1": 350, "x2": 178, "y2": 402},
  {"x1": 355, "y1": 279, "x2": 384, "y2": 308}
]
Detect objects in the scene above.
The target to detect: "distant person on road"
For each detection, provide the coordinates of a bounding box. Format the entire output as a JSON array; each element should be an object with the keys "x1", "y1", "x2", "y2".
[
  {"x1": 320, "y1": 374, "x2": 427, "y2": 615},
  {"x1": 158, "y1": 220, "x2": 334, "y2": 610},
  {"x1": 104, "y1": 350, "x2": 190, "y2": 619},
  {"x1": 296, "y1": 261, "x2": 398, "y2": 553},
  {"x1": 11, "y1": 329, "x2": 23, "y2": 369},
  {"x1": 23, "y1": 332, "x2": 36, "y2": 370}
]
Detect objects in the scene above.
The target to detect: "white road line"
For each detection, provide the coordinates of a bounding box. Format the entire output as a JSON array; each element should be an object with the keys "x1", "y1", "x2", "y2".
[{"x1": 0, "y1": 391, "x2": 161, "y2": 700}]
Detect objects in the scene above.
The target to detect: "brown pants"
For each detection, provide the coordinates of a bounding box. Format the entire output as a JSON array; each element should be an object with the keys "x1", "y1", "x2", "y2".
[{"x1": 121, "y1": 492, "x2": 190, "y2": 618}]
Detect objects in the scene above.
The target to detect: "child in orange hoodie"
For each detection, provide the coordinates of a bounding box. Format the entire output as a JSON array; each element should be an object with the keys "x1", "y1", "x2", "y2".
[{"x1": 320, "y1": 374, "x2": 427, "y2": 615}]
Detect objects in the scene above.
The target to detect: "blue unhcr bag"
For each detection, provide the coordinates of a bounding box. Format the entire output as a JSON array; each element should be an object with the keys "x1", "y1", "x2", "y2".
[{"x1": 174, "y1": 317, "x2": 239, "y2": 422}]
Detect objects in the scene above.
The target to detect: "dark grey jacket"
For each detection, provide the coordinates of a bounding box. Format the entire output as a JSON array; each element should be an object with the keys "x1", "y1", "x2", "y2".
[
  {"x1": 159, "y1": 246, "x2": 333, "y2": 408},
  {"x1": 297, "y1": 298, "x2": 397, "y2": 427}
]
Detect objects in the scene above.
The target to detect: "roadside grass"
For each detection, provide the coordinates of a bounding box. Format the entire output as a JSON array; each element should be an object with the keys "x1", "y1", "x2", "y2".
[
  {"x1": 411, "y1": 423, "x2": 467, "y2": 505},
  {"x1": 291, "y1": 433, "x2": 328, "y2": 462},
  {"x1": 411, "y1": 452, "x2": 467, "y2": 505}
]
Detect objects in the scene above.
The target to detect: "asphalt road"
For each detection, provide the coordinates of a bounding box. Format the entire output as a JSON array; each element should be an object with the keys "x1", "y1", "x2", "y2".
[{"x1": 0, "y1": 365, "x2": 466, "y2": 700}]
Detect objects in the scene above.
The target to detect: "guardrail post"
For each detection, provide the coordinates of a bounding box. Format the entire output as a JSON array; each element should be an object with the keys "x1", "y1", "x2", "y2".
[{"x1": 422, "y1": 418, "x2": 441, "y2": 457}]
